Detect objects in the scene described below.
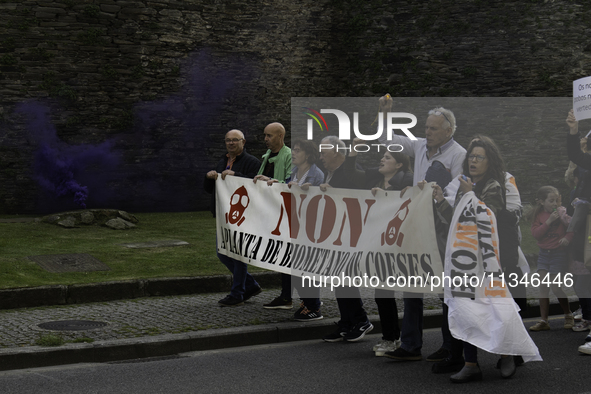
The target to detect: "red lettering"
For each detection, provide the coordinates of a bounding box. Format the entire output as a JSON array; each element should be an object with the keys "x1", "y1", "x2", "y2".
[
  {"x1": 271, "y1": 192, "x2": 307, "y2": 237},
  {"x1": 306, "y1": 195, "x2": 337, "y2": 243},
  {"x1": 333, "y1": 198, "x2": 376, "y2": 247}
]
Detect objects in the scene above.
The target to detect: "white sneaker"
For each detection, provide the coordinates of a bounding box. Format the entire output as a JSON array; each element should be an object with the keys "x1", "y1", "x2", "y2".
[
  {"x1": 373, "y1": 339, "x2": 390, "y2": 352},
  {"x1": 374, "y1": 339, "x2": 401, "y2": 357},
  {"x1": 574, "y1": 308, "x2": 583, "y2": 321},
  {"x1": 578, "y1": 342, "x2": 591, "y2": 355},
  {"x1": 573, "y1": 320, "x2": 591, "y2": 332}
]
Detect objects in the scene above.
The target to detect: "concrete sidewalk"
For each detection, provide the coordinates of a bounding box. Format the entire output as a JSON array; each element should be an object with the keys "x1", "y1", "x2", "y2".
[{"x1": 0, "y1": 274, "x2": 580, "y2": 372}]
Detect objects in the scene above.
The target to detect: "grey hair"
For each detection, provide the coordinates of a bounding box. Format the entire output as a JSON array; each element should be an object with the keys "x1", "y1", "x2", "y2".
[
  {"x1": 226, "y1": 129, "x2": 245, "y2": 139},
  {"x1": 320, "y1": 135, "x2": 346, "y2": 156},
  {"x1": 428, "y1": 107, "x2": 457, "y2": 136}
]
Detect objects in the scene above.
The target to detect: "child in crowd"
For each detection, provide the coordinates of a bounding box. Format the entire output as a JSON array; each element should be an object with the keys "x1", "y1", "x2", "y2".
[
  {"x1": 565, "y1": 167, "x2": 591, "y2": 336},
  {"x1": 529, "y1": 186, "x2": 574, "y2": 331}
]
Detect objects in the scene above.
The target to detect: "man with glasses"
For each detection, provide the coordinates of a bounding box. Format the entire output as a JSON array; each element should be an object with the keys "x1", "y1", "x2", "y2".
[
  {"x1": 204, "y1": 129, "x2": 263, "y2": 306},
  {"x1": 378, "y1": 99, "x2": 466, "y2": 364}
]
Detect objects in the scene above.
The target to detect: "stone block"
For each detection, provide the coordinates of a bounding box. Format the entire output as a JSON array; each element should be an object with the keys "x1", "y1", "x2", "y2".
[
  {"x1": 105, "y1": 218, "x2": 136, "y2": 230},
  {"x1": 36, "y1": 7, "x2": 66, "y2": 14},
  {"x1": 101, "y1": 5, "x2": 121, "y2": 13},
  {"x1": 35, "y1": 12, "x2": 58, "y2": 18},
  {"x1": 80, "y1": 211, "x2": 95, "y2": 224},
  {"x1": 0, "y1": 286, "x2": 66, "y2": 309},
  {"x1": 57, "y1": 216, "x2": 77, "y2": 228},
  {"x1": 66, "y1": 281, "x2": 145, "y2": 304},
  {"x1": 153, "y1": 276, "x2": 232, "y2": 295}
]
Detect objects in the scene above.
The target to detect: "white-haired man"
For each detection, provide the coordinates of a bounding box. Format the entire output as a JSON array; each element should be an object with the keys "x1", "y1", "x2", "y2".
[{"x1": 378, "y1": 97, "x2": 466, "y2": 363}]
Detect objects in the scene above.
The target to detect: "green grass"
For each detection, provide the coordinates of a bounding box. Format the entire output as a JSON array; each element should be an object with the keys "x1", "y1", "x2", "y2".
[
  {"x1": 34, "y1": 333, "x2": 65, "y2": 347},
  {"x1": 519, "y1": 221, "x2": 538, "y2": 255},
  {"x1": 0, "y1": 211, "x2": 539, "y2": 290},
  {"x1": 0, "y1": 212, "x2": 265, "y2": 290},
  {"x1": 70, "y1": 337, "x2": 94, "y2": 344}
]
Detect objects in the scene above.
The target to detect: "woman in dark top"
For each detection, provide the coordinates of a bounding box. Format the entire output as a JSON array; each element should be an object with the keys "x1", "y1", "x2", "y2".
[
  {"x1": 350, "y1": 143, "x2": 413, "y2": 356},
  {"x1": 433, "y1": 136, "x2": 517, "y2": 382}
]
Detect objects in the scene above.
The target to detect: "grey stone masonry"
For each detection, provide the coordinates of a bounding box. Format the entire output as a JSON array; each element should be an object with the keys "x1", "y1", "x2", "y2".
[{"x1": 1, "y1": 0, "x2": 591, "y2": 213}]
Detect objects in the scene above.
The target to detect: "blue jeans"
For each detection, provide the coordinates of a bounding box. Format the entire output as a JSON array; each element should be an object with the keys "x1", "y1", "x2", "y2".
[
  {"x1": 217, "y1": 245, "x2": 259, "y2": 300},
  {"x1": 400, "y1": 295, "x2": 423, "y2": 353}
]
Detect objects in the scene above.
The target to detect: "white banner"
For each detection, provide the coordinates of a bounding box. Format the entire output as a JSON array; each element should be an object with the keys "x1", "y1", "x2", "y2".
[
  {"x1": 574, "y1": 76, "x2": 591, "y2": 121},
  {"x1": 215, "y1": 176, "x2": 444, "y2": 293},
  {"x1": 444, "y1": 192, "x2": 542, "y2": 362}
]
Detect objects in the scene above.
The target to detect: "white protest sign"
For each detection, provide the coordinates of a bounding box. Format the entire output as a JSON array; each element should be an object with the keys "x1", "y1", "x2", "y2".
[
  {"x1": 573, "y1": 76, "x2": 591, "y2": 121},
  {"x1": 215, "y1": 176, "x2": 444, "y2": 293}
]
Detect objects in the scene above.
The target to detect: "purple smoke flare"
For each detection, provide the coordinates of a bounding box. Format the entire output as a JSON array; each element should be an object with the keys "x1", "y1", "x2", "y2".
[
  {"x1": 16, "y1": 101, "x2": 120, "y2": 212},
  {"x1": 11, "y1": 49, "x2": 255, "y2": 213}
]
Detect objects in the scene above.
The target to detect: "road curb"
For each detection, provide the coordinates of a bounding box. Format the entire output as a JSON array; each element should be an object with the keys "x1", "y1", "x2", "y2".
[
  {"x1": 0, "y1": 299, "x2": 579, "y2": 372},
  {"x1": 0, "y1": 272, "x2": 282, "y2": 310}
]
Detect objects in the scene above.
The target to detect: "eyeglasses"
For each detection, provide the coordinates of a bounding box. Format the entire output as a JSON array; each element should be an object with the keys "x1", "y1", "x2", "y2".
[
  {"x1": 225, "y1": 138, "x2": 243, "y2": 143},
  {"x1": 468, "y1": 154, "x2": 486, "y2": 162},
  {"x1": 428, "y1": 110, "x2": 452, "y2": 127}
]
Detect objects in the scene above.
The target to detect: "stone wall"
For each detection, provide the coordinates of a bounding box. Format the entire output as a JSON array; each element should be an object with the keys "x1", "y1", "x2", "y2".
[{"x1": 0, "y1": 0, "x2": 589, "y2": 213}]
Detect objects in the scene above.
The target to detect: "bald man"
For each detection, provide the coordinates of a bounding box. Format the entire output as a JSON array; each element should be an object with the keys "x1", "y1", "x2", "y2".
[
  {"x1": 204, "y1": 129, "x2": 262, "y2": 306},
  {"x1": 252, "y1": 123, "x2": 293, "y2": 309},
  {"x1": 254, "y1": 122, "x2": 292, "y2": 184}
]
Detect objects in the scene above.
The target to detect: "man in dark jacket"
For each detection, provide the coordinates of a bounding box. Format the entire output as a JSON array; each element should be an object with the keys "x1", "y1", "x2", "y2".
[
  {"x1": 204, "y1": 129, "x2": 262, "y2": 306},
  {"x1": 317, "y1": 136, "x2": 372, "y2": 343}
]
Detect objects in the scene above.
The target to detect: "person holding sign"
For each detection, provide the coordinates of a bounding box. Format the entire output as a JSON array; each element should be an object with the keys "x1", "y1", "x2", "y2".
[
  {"x1": 263, "y1": 139, "x2": 324, "y2": 321},
  {"x1": 565, "y1": 109, "x2": 591, "y2": 354},
  {"x1": 253, "y1": 122, "x2": 292, "y2": 185},
  {"x1": 204, "y1": 129, "x2": 263, "y2": 307},
  {"x1": 432, "y1": 137, "x2": 522, "y2": 382},
  {"x1": 379, "y1": 99, "x2": 466, "y2": 363},
  {"x1": 318, "y1": 136, "x2": 371, "y2": 343},
  {"x1": 350, "y1": 138, "x2": 413, "y2": 356}
]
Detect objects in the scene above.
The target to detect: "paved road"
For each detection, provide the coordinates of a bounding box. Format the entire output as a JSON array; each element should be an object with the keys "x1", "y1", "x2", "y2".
[{"x1": 0, "y1": 316, "x2": 588, "y2": 394}]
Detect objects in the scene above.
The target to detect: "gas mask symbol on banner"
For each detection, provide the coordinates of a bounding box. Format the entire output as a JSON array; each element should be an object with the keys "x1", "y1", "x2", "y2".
[
  {"x1": 226, "y1": 186, "x2": 250, "y2": 226},
  {"x1": 381, "y1": 198, "x2": 411, "y2": 247}
]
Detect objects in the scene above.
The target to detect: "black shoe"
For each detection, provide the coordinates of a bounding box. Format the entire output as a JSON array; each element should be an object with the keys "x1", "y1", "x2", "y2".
[
  {"x1": 450, "y1": 365, "x2": 482, "y2": 383},
  {"x1": 218, "y1": 295, "x2": 244, "y2": 307},
  {"x1": 243, "y1": 286, "x2": 262, "y2": 301},
  {"x1": 426, "y1": 347, "x2": 451, "y2": 362},
  {"x1": 294, "y1": 307, "x2": 323, "y2": 321},
  {"x1": 499, "y1": 356, "x2": 516, "y2": 379},
  {"x1": 384, "y1": 347, "x2": 422, "y2": 361},
  {"x1": 343, "y1": 320, "x2": 373, "y2": 342},
  {"x1": 323, "y1": 324, "x2": 346, "y2": 342},
  {"x1": 294, "y1": 302, "x2": 305, "y2": 315},
  {"x1": 432, "y1": 357, "x2": 465, "y2": 374},
  {"x1": 496, "y1": 355, "x2": 524, "y2": 369},
  {"x1": 263, "y1": 296, "x2": 293, "y2": 310}
]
